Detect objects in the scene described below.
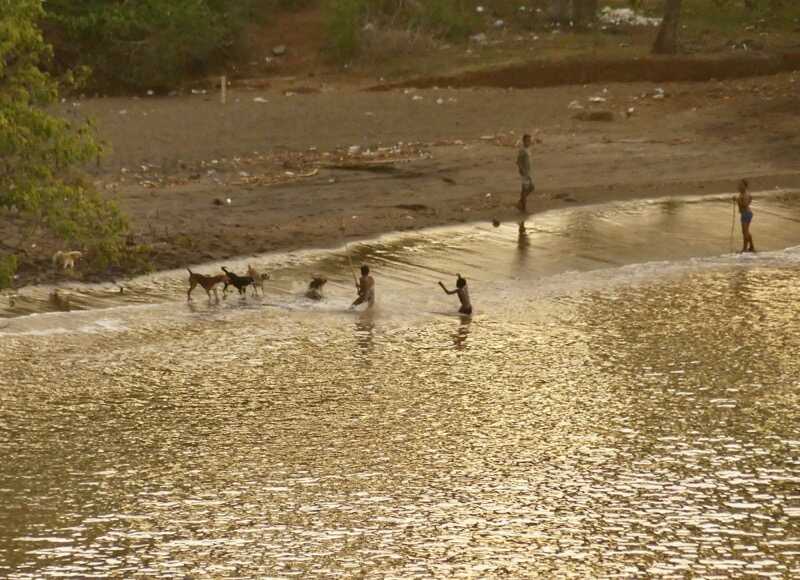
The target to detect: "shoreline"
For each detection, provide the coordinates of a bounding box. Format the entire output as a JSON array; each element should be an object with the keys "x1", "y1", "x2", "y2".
[
  {"x1": 4, "y1": 183, "x2": 799, "y2": 300},
  {"x1": 6, "y1": 72, "x2": 800, "y2": 290}
]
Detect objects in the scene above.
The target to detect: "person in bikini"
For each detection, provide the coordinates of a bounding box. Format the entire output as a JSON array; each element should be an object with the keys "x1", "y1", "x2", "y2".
[
  {"x1": 351, "y1": 264, "x2": 375, "y2": 309},
  {"x1": 735, "y1": 179, "x2": 755, "y2": 253},
  {"x1": 438, "y1": 274, "x2": 472, "y2": 315}
]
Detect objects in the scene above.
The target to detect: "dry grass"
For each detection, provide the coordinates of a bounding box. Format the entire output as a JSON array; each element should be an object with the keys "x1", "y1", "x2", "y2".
[{"x1": 359, "y1": 26, "x2": 439, "y2": 63}]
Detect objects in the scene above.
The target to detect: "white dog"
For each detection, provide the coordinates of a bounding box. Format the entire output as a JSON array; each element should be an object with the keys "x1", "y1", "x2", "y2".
[{"x1": 52, "y1": 250, "x2": 82, "y2": 271}]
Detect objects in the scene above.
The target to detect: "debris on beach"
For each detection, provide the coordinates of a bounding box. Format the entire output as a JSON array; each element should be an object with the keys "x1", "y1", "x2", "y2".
[{"x1": 599, "y1": 7, "x2": 661, "y2": 27}]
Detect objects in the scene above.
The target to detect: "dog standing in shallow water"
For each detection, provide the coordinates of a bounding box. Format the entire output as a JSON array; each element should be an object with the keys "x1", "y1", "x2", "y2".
[
  {"x1": 187, "y1": 269, "x2": 228, "y2": 301},
  {"x1": 305, "y1": 276, "x2": 327, "y2": 300},
  {"x1": 221, "y1": 267, "x2": 255, "y2": 296},
  {"x1": 246, "y1": 264, "x2": 270, "y2": 296}
]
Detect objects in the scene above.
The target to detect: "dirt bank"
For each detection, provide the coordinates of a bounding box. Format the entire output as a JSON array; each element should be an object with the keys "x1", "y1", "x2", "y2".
[
  {"x1": 6, "y1": 69, "x2": 800, "y2": 289},
  {"x1": 371, "y1": 52, "x2": 800, "y2": 91}
]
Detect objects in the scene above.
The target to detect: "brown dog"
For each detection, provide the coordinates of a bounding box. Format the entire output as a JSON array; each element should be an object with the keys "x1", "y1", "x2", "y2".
[
  {"x1": 187, "y1": 269, "x2": 228, "y2": 301},
  {"x1": 246, "y1": 264, "x2": 270, "y2": 296},
  {"x1": 305, "y1": 276, "x2": 327, "y2": 300}
]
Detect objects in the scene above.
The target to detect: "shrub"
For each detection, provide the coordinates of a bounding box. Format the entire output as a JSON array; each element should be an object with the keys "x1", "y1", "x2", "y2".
[
  {"x1": 44, "y1": 0, "x2": 262, "y2": 91},
  {"x1": 0, "y1": 255, "x2": 18, "y2": 290},
  {"x1": 323, "y1": 0, "x2": 479, "y2": 61},
  {"x1": 415, "y1": 0, "x2": 477, "y2": 40},
  {"x1": 324, "y1": 0, "x2": 368, "y2": 60}
]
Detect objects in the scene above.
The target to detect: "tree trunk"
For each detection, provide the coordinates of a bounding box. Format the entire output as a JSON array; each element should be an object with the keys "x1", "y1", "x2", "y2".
[
  {"x1": 652, "y1": 0, "x2": 682, "y2": 54},
  {"x1": 573, "y1": 0, "x2": 598, "y2": 27},
  {"x1": 551, "y1": 0, "x2": 572, "y2": 26}
]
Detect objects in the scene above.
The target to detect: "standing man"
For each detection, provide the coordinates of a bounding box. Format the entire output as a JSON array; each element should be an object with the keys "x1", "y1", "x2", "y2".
[
  {"x1": 516, "y1": 133, "x2": 534, "y2": 212},
  {"x1": 735, "y1": 178, "x2": 755, "y2": 253}
]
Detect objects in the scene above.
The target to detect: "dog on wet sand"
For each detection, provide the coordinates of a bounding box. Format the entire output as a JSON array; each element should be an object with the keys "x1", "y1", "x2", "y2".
[
  {"x1": 187, "y1": 269, "x2": 228, "y2": 301},
  {"x1": 246, "y1": 264, "x2": 270, "y2": 296}
]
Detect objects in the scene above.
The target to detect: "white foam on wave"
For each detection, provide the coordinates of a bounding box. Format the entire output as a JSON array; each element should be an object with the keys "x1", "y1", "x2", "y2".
[
  {"x1": 2, "y1": 248, "x2": 796, "y2": 337},
  {"x1": 523, "y1": 244, "x2": 800, "y2": 301},
  {"x1": 3, "y1": 191, "x2": 800, "y2": 335}
]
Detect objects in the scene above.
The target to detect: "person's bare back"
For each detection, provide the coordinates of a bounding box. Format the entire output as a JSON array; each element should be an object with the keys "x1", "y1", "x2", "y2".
[
  {"x1": 439, "y1": 274, "x2": 472, "y2": 315},
  {"x1": 352, "y1": 265, "x2": 375, "y2": 308}
]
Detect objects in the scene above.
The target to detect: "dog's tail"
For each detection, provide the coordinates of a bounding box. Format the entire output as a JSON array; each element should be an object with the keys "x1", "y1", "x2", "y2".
[
  {"x1": 187, "y1": 268, "x2": 194, "y2": 275},
  {"x1": 221, "y1": 266, "x2": 230, "y2": 274}
]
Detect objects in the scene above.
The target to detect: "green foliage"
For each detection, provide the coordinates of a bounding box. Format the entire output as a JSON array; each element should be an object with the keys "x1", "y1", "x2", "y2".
[
  {"x1": 0, "y1": 255, "x2": 18, "y2": 290},
  {"x1": 323, "y1": 0, "x2": 479, "y2": 61},
  {"x1": 676, "y1": 0, "x2": 800, "y2": 39},
  {"x1": 414, "y1": 0, "x2": 477, "y2": 40},
  {"x1": 273, "y1": 0, "x2": 316, "y2": 9},
  {"x1": 0, "y1": 0, "x2": 129, "y2": 282},
  {"x1": 44, "y1": 0, "x2": 265, "y2": 91},
  {"x1": 324, "y1": 0, "x2": 368, "y2": 60}
]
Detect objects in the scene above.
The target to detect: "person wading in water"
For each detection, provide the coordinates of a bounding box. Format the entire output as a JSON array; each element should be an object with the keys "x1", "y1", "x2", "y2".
[
  {"x1": 735, "y1": 179, "x2": 755, "y2": 253},
  {"x1": 351, "y1": 264, "x2": 375, "y2": 309},
  {"x1": 438, "y1": 274, "x2": 472, "y2": 316}
]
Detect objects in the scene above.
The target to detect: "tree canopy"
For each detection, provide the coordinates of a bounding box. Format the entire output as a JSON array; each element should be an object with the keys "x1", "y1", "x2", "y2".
[
  {"x1": 43, "y1": 0, "x2": 264, "y2": 91},
  {"x1": 0, "y1": 0, "x2": 127, "y2": 288}
]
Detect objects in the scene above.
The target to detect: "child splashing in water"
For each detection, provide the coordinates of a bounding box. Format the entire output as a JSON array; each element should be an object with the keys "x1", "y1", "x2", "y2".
[{"x1": 439, "y1": 274, "x2": 473, "y2": 316}]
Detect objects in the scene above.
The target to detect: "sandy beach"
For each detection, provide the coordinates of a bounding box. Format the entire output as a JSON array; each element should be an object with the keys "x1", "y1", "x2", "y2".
[{"x1": 8, "y1": 70, "x2": 800, "y2": 286}]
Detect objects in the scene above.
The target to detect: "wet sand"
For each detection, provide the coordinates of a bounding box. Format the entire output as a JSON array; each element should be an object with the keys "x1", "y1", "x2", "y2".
[{"x1": 5, "y1": 72, "x2": 800, "y2": 287}]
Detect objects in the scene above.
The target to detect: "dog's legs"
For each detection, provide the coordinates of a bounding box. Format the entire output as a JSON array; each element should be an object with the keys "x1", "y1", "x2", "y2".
[{"x1": 188, "y1": 281, "x2": 196, "y2": 301}]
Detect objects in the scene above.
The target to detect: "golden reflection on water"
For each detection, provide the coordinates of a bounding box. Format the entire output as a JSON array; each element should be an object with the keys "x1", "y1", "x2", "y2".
[{"x1": 2, "y1": 262, "x2": 799, "y2": 578}]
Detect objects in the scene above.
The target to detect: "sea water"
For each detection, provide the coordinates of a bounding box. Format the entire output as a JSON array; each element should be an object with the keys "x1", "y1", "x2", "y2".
[{"x1": 1, "y1": 193, "x2": 799, "y2": 578}]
